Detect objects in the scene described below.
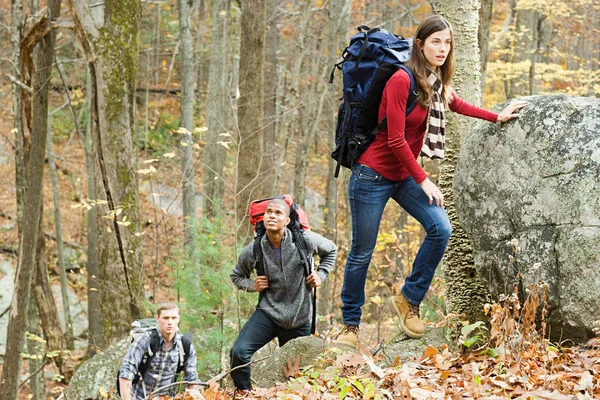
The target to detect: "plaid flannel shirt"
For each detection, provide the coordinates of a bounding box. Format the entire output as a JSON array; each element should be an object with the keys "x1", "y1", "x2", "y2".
[{"x1": 119, "y1": 330, "x2": 198, "y2": 399}]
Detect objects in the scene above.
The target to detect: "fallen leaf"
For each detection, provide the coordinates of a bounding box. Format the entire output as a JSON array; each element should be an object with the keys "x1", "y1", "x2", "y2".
[
  {"x1": 283, "y1": 354, "x2": 301, "y2": 378},
  {"x1": 363, "y1": 354, "x2": 384, "y2": 378},
  {"x1": 574, "y1": 370, "x2": 593, "y2": 391},
  {"x1": 423, "y1": 345, "x2": 439, "y2": 360},
  {"x1": 409, "y1": 387, "x2": 444, "y2": 399}
]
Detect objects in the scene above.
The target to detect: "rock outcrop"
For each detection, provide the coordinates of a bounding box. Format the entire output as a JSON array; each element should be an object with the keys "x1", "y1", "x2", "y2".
[
  {"x1": 65, "y1": 339, "x2": 128, "y2": 399},
  {"x1": 455, "y1": 95, "x2": 600, "y2": 342}
]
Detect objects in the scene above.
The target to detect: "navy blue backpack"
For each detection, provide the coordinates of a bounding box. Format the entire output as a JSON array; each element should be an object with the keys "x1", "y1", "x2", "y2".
[{"x1": 329, "y1": 26, "x2": 418, "y2": 177}]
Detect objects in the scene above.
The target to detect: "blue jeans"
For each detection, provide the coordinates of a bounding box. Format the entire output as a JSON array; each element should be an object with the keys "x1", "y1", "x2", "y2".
[
  {"x1": 230, "y1": 309, "x2": 310, "y2": 390},
  {"x1": 341, "y1": 164, "x2": 452, "y2": 326}
]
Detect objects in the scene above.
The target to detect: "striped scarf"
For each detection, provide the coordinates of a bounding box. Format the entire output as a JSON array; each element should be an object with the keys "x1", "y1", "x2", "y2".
[{"x1": 420, "y1": 71, "x2": 445, "y2": 159}]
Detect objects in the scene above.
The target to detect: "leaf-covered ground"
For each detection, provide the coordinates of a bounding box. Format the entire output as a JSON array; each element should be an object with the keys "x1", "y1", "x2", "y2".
[{"x1": 149, "y1": 288, "x2": 600, "y2": 400}]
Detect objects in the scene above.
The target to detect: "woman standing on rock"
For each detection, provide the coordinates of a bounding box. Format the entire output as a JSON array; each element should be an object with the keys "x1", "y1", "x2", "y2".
[{"x1": 335, "y1": 14, "x2": 526, "y2": 347}]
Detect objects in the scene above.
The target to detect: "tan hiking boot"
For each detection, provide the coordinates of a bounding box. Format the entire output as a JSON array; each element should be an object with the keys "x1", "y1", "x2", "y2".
[
  {"x1": 393, "y1": 293, "x2": 425, "y2": 338},
  {"x1": 334, "y1": 324, "x2": 359, "y2": 347}
]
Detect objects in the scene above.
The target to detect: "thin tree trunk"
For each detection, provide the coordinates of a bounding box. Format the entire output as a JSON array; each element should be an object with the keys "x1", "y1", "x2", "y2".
[
  {"x1": 294, "y1": 52, "x2": 328, "y2": 206},
  {"x1": 284, "y1": 0, "x2": 311, "y2": 197},
  {"x1": 319, "y1": 0, "x2": 350, "y2": 332},
  {"x1": 179, "y1": 0, "x2": 197, "y2": 256},
  {"x1": 323, "y1": 0, "x2": 350, "y2": 240},
  {"x1": 81, "y1": 66, "x2": 103, "y2": 355},
  {"x1": 235, "y1": 0, "x2": 266, "y2": 241},
  {"x1": 33, "y1": 209, "x2": 72, "y2": 380},
  {"x1": 434, "y1": 1, "x2": 490, "y2": 327},
  {"x1": 69, "y1": 0, "x2": 145, "y2": 343},
  {"x1": 478, "y1": 0, "x2": 493, "y2": 93},
  {"x1": 203, "y1": 0, "x2": 230, "y2": 217},
  {"x1": 259, "y1": 0, "x2": 280, "y2": 197},
  {"x1": 47, "y1": 122, "x2": 75, "y2": 350},
  {"x1": 0, "y1": 1, "x2": 61, "y2": 396},
  {"x1": 26, "y1": 302, "x2": 45, "y2": 400},
  {"x1": 508, "y1": 5, "x2": 538, "y2": 97},
  {"x1": 12, "y1": 0, "x2": 24, "y2": 231}
]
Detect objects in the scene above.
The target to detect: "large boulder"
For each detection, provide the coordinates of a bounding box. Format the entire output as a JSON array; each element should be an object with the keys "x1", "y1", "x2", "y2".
[
  {"x1": 455, "y1": 95, "x2": 600, "y2": 342},
  {"x1": 65, "y1": 339, "x2": 128, "y2": 399},
  {"x1": 252, "y1": 336, "x2": 328, "y2": 388},
  {"x1": 250, "y1": 329, "x2": 448, "y2": 388}
]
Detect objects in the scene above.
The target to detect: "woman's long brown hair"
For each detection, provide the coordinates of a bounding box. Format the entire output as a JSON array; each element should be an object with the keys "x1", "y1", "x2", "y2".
[{"x1": 406, "y1": 15, "x2": 455, "y2": 108}]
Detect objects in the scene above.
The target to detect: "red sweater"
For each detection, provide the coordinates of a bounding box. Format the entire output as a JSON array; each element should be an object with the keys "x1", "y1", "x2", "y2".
[{"x1": 358, "y1": 69, "x2": 498, "y2": 183}]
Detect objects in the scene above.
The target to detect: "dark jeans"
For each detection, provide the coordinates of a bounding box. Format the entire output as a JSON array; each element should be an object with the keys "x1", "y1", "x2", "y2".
[
  {"x1": 341, "y1": 164, "x2": 452, "y2": 326},
  {"x1": 230, "y1": 309, "x2": 310, "y2": 390}
]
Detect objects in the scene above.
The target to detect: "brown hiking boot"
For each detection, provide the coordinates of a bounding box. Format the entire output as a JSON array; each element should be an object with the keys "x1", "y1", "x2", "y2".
[
  {"x1": 334, "y1": 324, "x2": 359, "y2": 347},
  {"x1": 393, "y1": 293, "x2": 425, "y2": 338}
]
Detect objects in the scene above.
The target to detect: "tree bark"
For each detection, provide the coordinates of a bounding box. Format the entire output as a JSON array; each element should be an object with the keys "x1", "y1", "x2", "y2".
[
  {"x1": 323, "y1": 0, "x2": 350, "y2": 241},
  {"x1": 26, "y1": 302, "x2": 45, "y2": 400},
  {"x1": 81, "y1": 67, "x2": 103, "y2": 355},
  {"x1": 47, "y1": 124, "x2": 75, "y2": 350},
  {"x1": 69, "y1": 0, "x2": 145, "y2": 343},
  {"x1": 259, "y1": 0, "x2": 280, "y2": 197},
  {"x1": 0, "y1": 1, "x2": 61, "y2": 396},
  {"x1": 434, "y1": 1, "x2": 491, "y2": 326},
  {"x1": 203, "y1": 0, "x2": 230, "y2": 217},
  {"x1": 478, "y1": 0, "x2": 493, "y2": 93},
  {"x1": 235, "y1": 0, "x2": 266, "y2": 241},
  {"x1": 12, "y1": 0, "x2": 24, "y2": 231},
  {"x1": 179, "y1": 0, "x2": 198, "y2": 256},
  {"x1": 508, "y1": 3, "x2": 539, "y2": 97},
  {"x1": 33, "y1": 209, "x2": 72, "y2": 381},
  {"x1": 319, "y1": 0, "x2": 350, "y2": 332}
]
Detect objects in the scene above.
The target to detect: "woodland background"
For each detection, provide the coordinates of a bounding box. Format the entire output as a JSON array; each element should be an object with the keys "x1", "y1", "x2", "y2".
[{"x1": 0, "y1": 0, "x2": 598, "y2": 398}]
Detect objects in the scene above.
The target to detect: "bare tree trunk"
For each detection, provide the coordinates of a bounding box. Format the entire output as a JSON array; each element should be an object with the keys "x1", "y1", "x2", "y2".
[
  {"x1": 179, "y1": 0, "x2": 197, "y2": 256},
  {"x1": 478, "y1": 0, "x2": 493, "y2": 93},
  {"x1": 203, "y1": 0, "x2": 230, "y2": 217},
  {"x1": 0, "y1": 1, "x2": 61, "y2": 396},
  {"x1": 259, "y1": 0, "x2": 280, "y2": 197},
  {"x1": 47, "y1": 124, "x2": 75, "y2": 350},
  {"x1": 33, "y1": 210, "x2": 72, "y2": 380},
  {"x1": 508, "y1": 4, "x2": 538, "y2": 97},
  {"x1": 319, "y1": 0, "x2": 350, "y2": 332},
  {"x1": 12, "y1": 0, "x2": 24, "y2": 231},
  {"x1": 26, "y1": 302, "x2": 45, "y2": 400},
  {"x1": 81, "y1": 67, "x2": 103, "y2": 355},
  {"x1": 235, "y1": 0, "x2": 266, "y2": 241},
  {"x1": 434, "y1": 0, "x2": 491, "y2": 327},
  {"x1": 69, "y1": 0, "x2": 145, "y2": 343},
  {"x1": 284, "y1": 0, "x2": 311, "y2": 198}
]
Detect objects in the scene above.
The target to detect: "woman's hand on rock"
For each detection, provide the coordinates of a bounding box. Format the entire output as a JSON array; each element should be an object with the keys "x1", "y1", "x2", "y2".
[{"x1": 497, "y1": 100, "x2": 527, "y2": 123}]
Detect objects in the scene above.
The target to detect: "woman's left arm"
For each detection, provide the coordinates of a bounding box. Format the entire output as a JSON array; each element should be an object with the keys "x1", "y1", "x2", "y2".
[{"x1": 448, "y1": 89, "x2": 526, "y2": 123}]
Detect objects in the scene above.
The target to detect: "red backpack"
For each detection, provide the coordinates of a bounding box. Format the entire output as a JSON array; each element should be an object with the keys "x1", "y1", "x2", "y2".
[{"x1": 248, "y1": 194, "x2": 316, "y2": 334}]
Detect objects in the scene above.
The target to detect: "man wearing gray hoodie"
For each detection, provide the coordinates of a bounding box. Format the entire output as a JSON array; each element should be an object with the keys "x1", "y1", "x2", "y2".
[{"x1": 229, "y1": 199, "x2": 337, "y2": 391}]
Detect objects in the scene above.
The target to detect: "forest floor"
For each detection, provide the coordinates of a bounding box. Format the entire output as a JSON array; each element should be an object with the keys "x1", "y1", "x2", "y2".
[{"x1": 138, "y1": 297, "x2": 600, "y2": 400}]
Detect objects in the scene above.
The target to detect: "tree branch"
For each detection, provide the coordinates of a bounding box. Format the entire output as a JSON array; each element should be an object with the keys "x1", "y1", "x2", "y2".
[
  {"x1": 19, "y1": 359, "x2": 50, "y2": 388},
  {"x1": 7, "y1": 74, "x2": 33, "y2": 93},
  {"x1": 146, "y1": 355, "x2": 271, "y2": 398}
]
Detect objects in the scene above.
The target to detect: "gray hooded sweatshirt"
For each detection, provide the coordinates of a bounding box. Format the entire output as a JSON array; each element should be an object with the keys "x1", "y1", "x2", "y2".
[{"x1": 230, "y1": 229, "x2": 337, "y2": 329}]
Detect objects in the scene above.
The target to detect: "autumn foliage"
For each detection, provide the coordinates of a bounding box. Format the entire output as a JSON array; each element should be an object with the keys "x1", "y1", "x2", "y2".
[{"x1": 107, "y1": 285, "x2": 599, "y2": 399}]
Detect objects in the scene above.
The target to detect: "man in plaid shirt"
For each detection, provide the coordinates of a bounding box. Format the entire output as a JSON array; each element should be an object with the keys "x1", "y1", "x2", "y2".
[{"x1": 118, "y1": 303, "x2": 198, "y2": 399}]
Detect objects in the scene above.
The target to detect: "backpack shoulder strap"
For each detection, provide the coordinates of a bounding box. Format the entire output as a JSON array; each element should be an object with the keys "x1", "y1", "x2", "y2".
[
  {"x1": 291, "y1": 230, "x2": 311, "y2": 278},
  {"x1": 398, "y1": 65, "x2": 418, "y2": 115},
  {"x1": 293, "y1": 231, "x2": 318, "y2": 335},
  {"x1": 253, "y1": 234, "x2": 265, "y2": 277},
  {"x1": 375, "y1": 66, "x2": 419, "y2": 132},
  {"x1": 136, "y1": 328, "x2": 160, "y2": 380},
  {"x1": 176, "y1": 332, "x2": 194, "y2": 374}
]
